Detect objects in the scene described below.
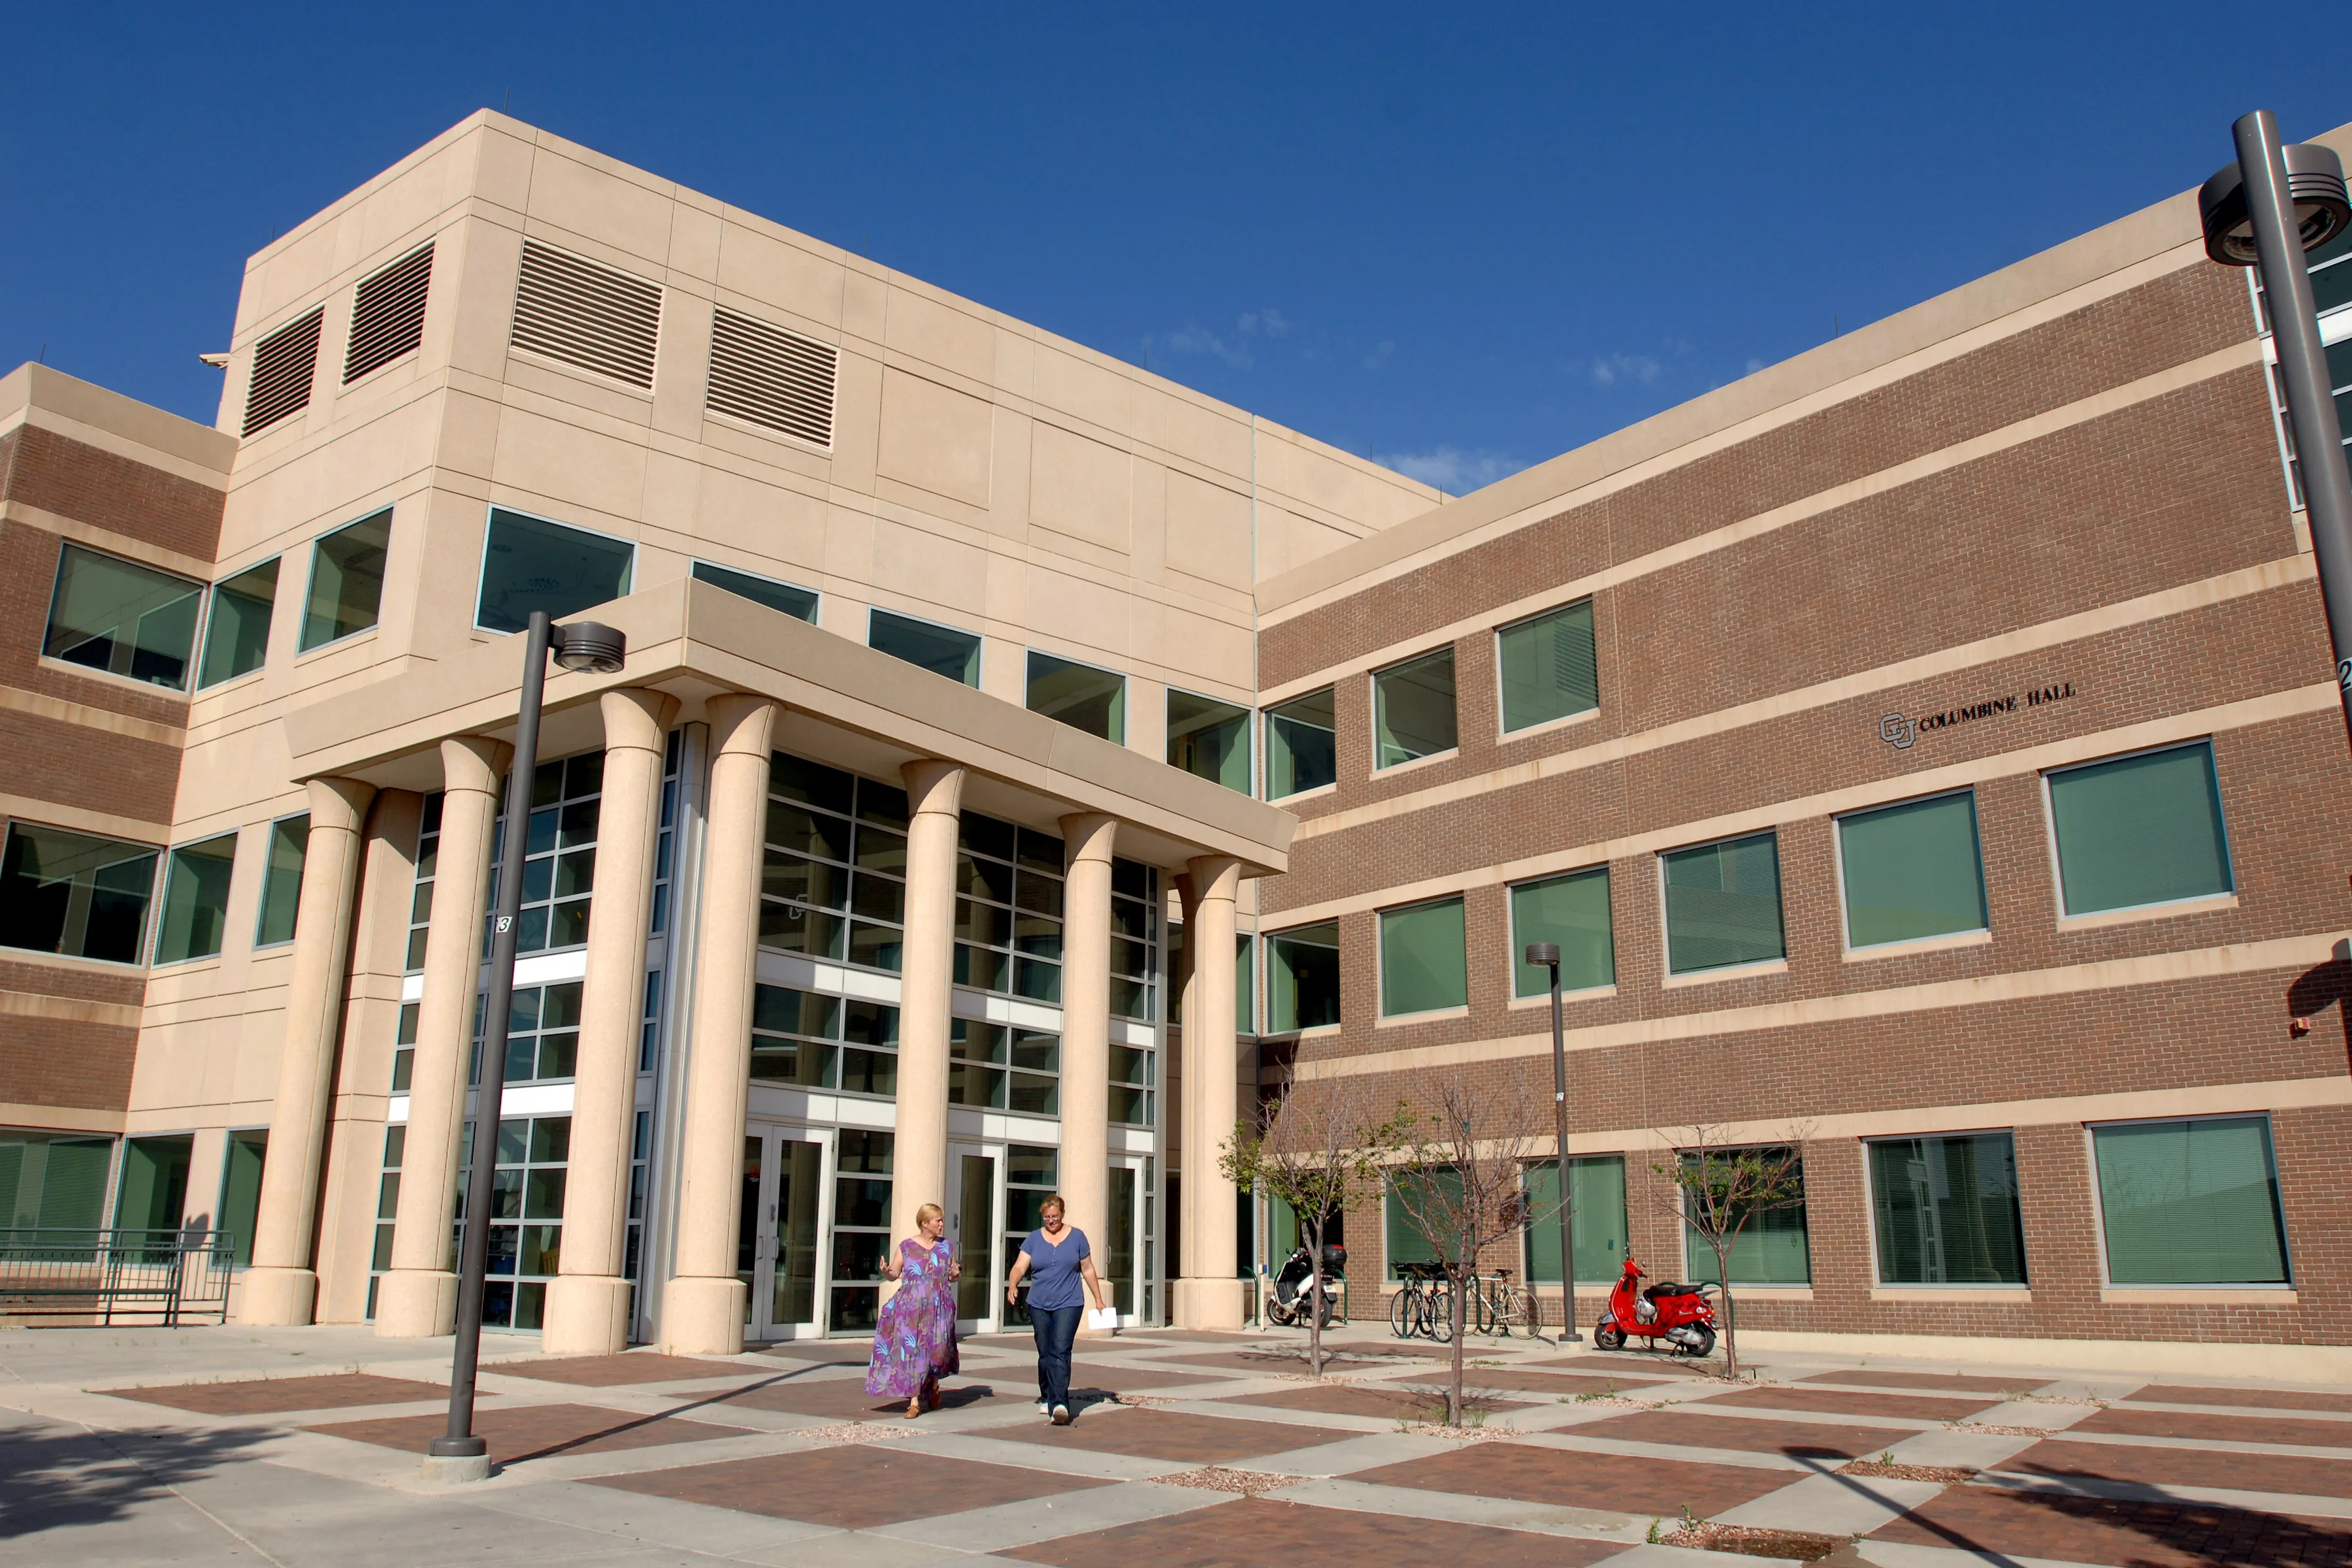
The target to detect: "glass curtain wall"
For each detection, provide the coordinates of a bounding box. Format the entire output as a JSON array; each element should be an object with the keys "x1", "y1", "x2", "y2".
[
  {"x1": 750, "y1": 984, "x2": 900, "y2": 1096},
  {"x1": 493, "y1": 752, "x2": 603, "y2": 956},
  {"x1": 830, "y1": 1130, "x2": 895, "y2": 1331},
  {"x1": 1003, "y1": 1144, "x2": 1056, "y2": 1324},
  {"x1": 762, "y1": 753, "x2": 909, "y2": 973},
  {"x1": 953, "y1": 812, "x2": 1064, "y2": 1002}
]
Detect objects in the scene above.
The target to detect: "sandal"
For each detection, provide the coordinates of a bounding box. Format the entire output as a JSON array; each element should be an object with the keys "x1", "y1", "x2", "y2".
[{"x1": 904, "y1": 1398, "x2": 922, "y2": 1419}]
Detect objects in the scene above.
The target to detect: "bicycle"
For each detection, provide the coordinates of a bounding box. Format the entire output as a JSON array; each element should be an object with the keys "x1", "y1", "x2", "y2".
[
  {"x1": 1388, "y1": 1261, "x2": 1452, "y2": 1340},
  {"x1": 1465, "y1": 1268, "x2": 1540, "y2": 1338}
]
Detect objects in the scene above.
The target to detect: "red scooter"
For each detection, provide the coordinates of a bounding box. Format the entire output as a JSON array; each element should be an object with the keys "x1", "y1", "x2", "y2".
[{"x1": 1592, "y1": 1257, "x2": 1719, "y2": 1358}]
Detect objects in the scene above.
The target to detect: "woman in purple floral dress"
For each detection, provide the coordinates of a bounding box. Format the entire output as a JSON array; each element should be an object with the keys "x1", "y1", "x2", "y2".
[{"x1": 864, "y1": 1201, "x2": 962, "y2": 1416}]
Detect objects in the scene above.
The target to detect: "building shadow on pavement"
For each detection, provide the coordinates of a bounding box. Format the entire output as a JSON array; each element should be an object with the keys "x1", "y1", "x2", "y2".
[{"x1": 0, "y1": 1421, "x2": 278, "y2": 1537}]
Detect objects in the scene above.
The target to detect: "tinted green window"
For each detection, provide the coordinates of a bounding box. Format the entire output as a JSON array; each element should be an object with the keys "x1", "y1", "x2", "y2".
[
  {"x1": 1379, "y1": 897, "x2": 1466, "y2": 1017},
  {"x1": 218, "y1": 1130, "x2": 268, "y2": 1269},
  {"x1": 0, "y1": 823, "x2": 157, "y2": 964},
  {"x1": 116, "y1": 1134, "x2": 194, "y2": 1232},
  {"x1": 1511, "y1": 867, "x2": 1613, "y2": 996},
  {"x1": 0, "y1": 1130, "x2": 114, "y2": 1228},
  {"x1": 1267, "y1": 920, "x2": 1340, "y2": 1032},
  {"x1": 1385, "y1": 1166, "x2": 1463, "y2": 1277},
  {"x1": 1027, "y1": 651, "x2": 1125, "y2": 743},
  {"x1": 1168, "y1": 689, "x2": 1250, "y2": 792},
  {"x1": 254, "y1": 815, "x2": 308, "y2": 947},
  {"x1": 691, "y1": 560, "x2": 818, "y2": 621},
  {"x1": 154, "y1": 833, "x2": 238, "y2": 964},
  {"x1": 44, "y1": 542, "x2": 203, "y2": 691},
  {"x1": 1373, "y1": 648, "x2": 1457, "y2": 768},
  {"x1": 197, "y1": 558, "x2": 279, "y2": 688},
  {"x1": 2094, "y1": 1117, "x2": 2287, "y2": 1285},
  {"x1": 1497, "y1": 600, "x2": 1598, "y2": 733},
  {"x1": 300, "y1": 510, "x2": 392, "y2": 651},
  {"x1": 1521, "y1": 1156, "x2": 1627, "y2": 1284},
  {"x1": 2048, "y1": 743, "x2": 2233, "y2": 916},
  {"x1": 869, "y1": 608, "x2": 980, "y2": 685},
  {"x1": 1870, "y1": 1133, "x2": 2025, "y2": 1285},
  {"x1": 1237, "y1": 932, "x2": 1255, "y2": 1035},
  {"x1": 1682, "y1": 1151, "x2": 1810, "y2": 1285},
  {"x1": 1839, "y1": 791, "x2": 1987, "y2": 948},
  {"x1": 1264, "y1": 689, "x2": 1336, "y2": 798},
  {"x1": 476, "y1": 509, "x2": 634, "y2": 634},
  {"x1": 1662, "y1": 832, "x2": 1784, "y2": 974}
]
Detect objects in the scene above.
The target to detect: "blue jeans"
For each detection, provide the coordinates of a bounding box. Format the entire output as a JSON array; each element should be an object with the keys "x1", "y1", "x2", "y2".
[{"x1": 1030, "y1": 1303, "x2": 1081, "y2": 1409}]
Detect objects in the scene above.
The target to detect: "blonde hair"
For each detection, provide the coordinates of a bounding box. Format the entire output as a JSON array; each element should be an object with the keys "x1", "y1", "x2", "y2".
[
  {"x1": 915, "y1": 1202, "x2": 945, "y2": 1228},
  {"x1": 1041, "y1": 1194, "x2": 1066, "y2": 1217}
]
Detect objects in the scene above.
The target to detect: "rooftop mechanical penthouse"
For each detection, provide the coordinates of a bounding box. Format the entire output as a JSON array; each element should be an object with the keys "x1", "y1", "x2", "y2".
[{"x1": 3, "y1": 109, "x2": 2349, "y2": 1373}]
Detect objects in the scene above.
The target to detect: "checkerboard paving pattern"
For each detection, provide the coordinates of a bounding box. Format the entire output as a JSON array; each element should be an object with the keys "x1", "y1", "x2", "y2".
[
  {"x1": 103, "y1": 1373, "x2": 458, "y2": 1415},
  {"x1": 308, "y1": 1400, "x2": 755, "y2": 1462},
  {"x1": 1005, "y1": 1496, "x2": 1631, "y2": 1568}
]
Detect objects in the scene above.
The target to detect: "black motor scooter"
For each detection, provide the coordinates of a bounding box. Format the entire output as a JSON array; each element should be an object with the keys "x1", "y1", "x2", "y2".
[{"x1": 1267, "y1": 1243, "x2": 1345, "y2": 1328}]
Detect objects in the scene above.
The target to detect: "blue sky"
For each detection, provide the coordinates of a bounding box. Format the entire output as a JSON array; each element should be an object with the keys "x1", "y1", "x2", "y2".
[{"x1": 8, "y1": 3, "x2": 2347, "y2": 496}]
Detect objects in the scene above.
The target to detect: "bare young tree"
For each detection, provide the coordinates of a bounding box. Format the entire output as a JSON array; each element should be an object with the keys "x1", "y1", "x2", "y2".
[
  {"x1": 1218, "y1": 1078, "x2": 1403, "y2": 1379},
  {"x1": 1389, "y1": 1073, "x2": 1552, "y2": 1426},
  {"x1": 1645, "y1": 1125, "x2": 1810, "y2": 1379}
]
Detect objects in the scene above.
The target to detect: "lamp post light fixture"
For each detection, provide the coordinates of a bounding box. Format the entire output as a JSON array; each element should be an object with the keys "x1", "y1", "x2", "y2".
[
  {"x1": 2201, "y1": 112, "x2": 2352, "y2": 740},
  {"x1": 1524, "y1": 941, "x2": 1578, "y2": 1345},
  {"x1": 426, "y1": 612, "x2": 625, "y2": 1482}
]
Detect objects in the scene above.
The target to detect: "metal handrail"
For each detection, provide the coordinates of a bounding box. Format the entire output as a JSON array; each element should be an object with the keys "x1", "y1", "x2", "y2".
[{"x1": 0, "y1": 1228, "x2": 237, "y2": 1326}]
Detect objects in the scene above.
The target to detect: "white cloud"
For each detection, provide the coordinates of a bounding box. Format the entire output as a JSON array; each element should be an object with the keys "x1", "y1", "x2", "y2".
[
  {"x1": 1362, "y1": 340, "x2": 1396, "y2": 371},
  {"x1": 1382, "y1": 445, "x2": 1530, "y2": 495},
  {"x1": 1590, "y1": 352, "x2": 1662, "y2": 387},
  {"x1": 1160, "y1": 326, "x2": 1252, "y2": 370},
  {"x1": 1239, "y1": 308, "x2": 1292, "y2": 337},
  {"x1": 1745, "y1": 357, "x2": 1765, "y2": 374}
]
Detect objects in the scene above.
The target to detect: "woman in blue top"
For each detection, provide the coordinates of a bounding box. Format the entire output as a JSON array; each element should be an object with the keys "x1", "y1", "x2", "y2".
[{"x1": 1002, "y1": 1193, "x2": 1107, "y2": 1425}]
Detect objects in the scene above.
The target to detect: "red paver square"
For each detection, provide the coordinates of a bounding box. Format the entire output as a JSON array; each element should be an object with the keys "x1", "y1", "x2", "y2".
[
  {"x1": 1575, "y1": 1409, "x2": 1898, "y2": 1460},
  {"x1": 307, "y1": 1401, "x2": 752, "y2": 1462},
  {"x1": 1392, "y1": 1366, "x2": 1669, "y2": 1397},
  {"x1": 1801, "y1": 1369, "x2": 2046, "y2": 1394},
  {"x1": 107, "y1": 1373, "x2": 455, "y2": 1415},
  {"x1": 2134, "y1": 1385, "x2": 2352, "y2": 1414},
  {"x1": 2071, "y1": 1405, "x2": 2352, "y2": 1451},
  {"x1": 1151, "y1": 1350, "x2": 1428, "y2": 1376},
  {"x1": 754, "y1": 1341, "x2": 877, "y2": 1365},
  {"x1": 721, "y1": 1375, "x2": 1006, "y2": 1420},
  {"x1": 1710, "y1": 1385, "x2": 1999, "y2": 1422},
  {"x1": 1995, "y1": 1438, "x2": 2352, "y2": 1501},
  {"x1": 1222, "y1": 1383, "x2": 1527, "y2": 1421},
  {"x1": 1068, "y1": 1363, "x2": 1239, "y2": 1395},
  {"x1": 1009, "y1": 1496, "x2": 1628, "y2": 1568},
  {"x1": 1535, "y1": 1354, "x2": 1708, "y2": 1378},
  {"x1": 493, "y1": 1352, "x2": 766, "y2": 1386},
  {"x1": 593, "y1": 1443, "x2": 1107, "y2": 1527},
  {"x1": 1871, "y1": 1483, "x2": 2352, "y2": 1568},
  {"x1": 993, "y1": 1407, "x2": 1351, "y2": 1464},
  {"x1": 1353, "y1": 1441, "x2": 1799, "y2": 1517}
]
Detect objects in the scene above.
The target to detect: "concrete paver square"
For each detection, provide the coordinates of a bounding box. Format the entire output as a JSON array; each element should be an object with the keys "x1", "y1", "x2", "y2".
[
  {"x1": 494, "y1": 1352, "x2": 766, "y2": 1385},
  {"x1": 1395, "y1": 1366, "x2": 1669, "y2": 1398},
  {"x1": 306, "y1": 1401, "x2": 753, "y2": 1462},
  {"x1": 2070, "y1": 1405, "x2": 2352, "y2": 1450},
  {"x1": 1218, "y1": 1383, "x2": 1526, "y2": 1421},
  {"x1": 992, "y1": 1407, "x2": 1355, "y2": 1465},
  {"x1": 2133, "y1": 1384, "x2": 2352, "y2": 1414},
  {"x1": 1707, "y1": 1386, "x2": 1999, "y2": 1422},
  {"x1": 755, "y1": 1341, "x2": 877, "y2": 1364},
  {"x1": 1869, "y1": 1482, "x2": 2352, "y2": 1567},
  {"x1": 1995, "y1": 1437, "x2": 2352, "y2": 1500},
  {"x1": 1065, "y1": 1363, "x2": 1237, "y2": 1396},
  {"x1": 1352, "y1": 1440, "x2": 1798, "y2": 1518},
  {"x1": 589, "y1": 1442, "x2": 1109, "y2": 1528},
  {"x1": 1533, "y1": 1354, "x2": 1707, "y2": 1378},
  {"x1": 1575, "y1": 1409, "x2": 1901, "y2": 1460},
  {"x1": 721, "y1": 1376, "x2": 1007, "y2": 1420},
  {"x1": 1799, "y1": 1369, "x2": 2044, "y2": 1394},
  {"x1": 1005, "y1": 1495, "x2": 1629, "y2": 1568},
  {"x1": 104, "y1": 1373, "x2": 455, "y2": 1415}
]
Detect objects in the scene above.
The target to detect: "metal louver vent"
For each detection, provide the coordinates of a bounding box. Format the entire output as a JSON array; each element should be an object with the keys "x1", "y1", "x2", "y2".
[
  {"x1": 510, "y1": 240, "x2": 661, "y2": 389},
  {"x1": 344, "y1": 242, "x2": 433, "y2": 384},
  {"x1": 242, "y1": 308, "x2": 322, "y2": 437},
  {"x1": 706, "y1": 306, "x2": 838, "y2": 448}
]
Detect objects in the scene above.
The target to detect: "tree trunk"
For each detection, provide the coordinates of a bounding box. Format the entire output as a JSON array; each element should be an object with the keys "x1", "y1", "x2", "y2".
[
  {"x1": 1305, "y1": 1220, "x2": 1325, "y2": 1380},
  {"x1": 1447, "y1": 1266, "x2": 1467, "y2": 1426},
  {"x1": 1712, "y1": 1238, "x2": 1738, "y2": 1377}
]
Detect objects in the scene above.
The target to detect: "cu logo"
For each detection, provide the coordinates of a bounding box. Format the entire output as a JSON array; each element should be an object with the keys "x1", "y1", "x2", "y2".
[{"x1": 1880, "y1": 713, "x2": 1917, "y2": 750}]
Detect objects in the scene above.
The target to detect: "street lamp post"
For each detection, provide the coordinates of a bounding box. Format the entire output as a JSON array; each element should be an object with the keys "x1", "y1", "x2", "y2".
[
  {"x1": 2201, "y1": 114, "x2": 2352, "y2": 736},
  {"x1": 425, "y1": 611, "x2": 626, "y2": 1483},
  {"x1": 1524, "y1": 941, "x2": 1578, "y2": 1345}
]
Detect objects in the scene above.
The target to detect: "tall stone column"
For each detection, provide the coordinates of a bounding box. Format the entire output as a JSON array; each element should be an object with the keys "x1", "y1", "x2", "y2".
[
  {"x1": 376, "y1": 738, "x2": 508, "y2": 1337},
  {"x1": 1181, "y1": 854, "x2": 1245, "y2": 1329},
  {"x1": 662, "y1": 694, "x2": 777, "y2": 1354},
  {"x1": 1058, "y1": 812, "x2": 1117, "y2": 1326},
  {"x1": 1173, "y1": 872, "x2": 1202, "y2": 1322},
  {"x1": 240, "y1": 776, "x2": 378, "y2": 1326},
  {"x1": 544, "y1": 689, "x2": 679, "y2": 1354},
  {"x1": 890, "y1": 761, "x2": 965, "y2": 1253}
]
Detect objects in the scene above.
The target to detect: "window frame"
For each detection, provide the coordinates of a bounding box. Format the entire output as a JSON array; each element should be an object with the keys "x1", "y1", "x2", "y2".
[
  {"x1": 1166, "y1": 685, "x2": 1255, "y2": 794},
  {"x1": 41, "y1": 540, "x2": 208, "y2": 693},
  {"x1": 1656, "y1": 829, "x2": 1788, "y2": 981},
  {"x1": 2040, "y1": 739, "x2": 2236, "y2": 924},
  {"x1": 1832, "y1": 786, "x2": 1990, "y2": 956},
  {"x1": 2083, "y1": 1112, "x2": 2293, "y2": 1290},
  {"x1": 866, "y1": 606, "x2": 983, "y2": 687},
  {"x1": 1024, "y1": 648, "x2": 1128, "y2": 744},
  {"x1": 1506, "y1": 864, "x2": 1616, "y2": 1000},
  {"x1": 472, "y1": 505, "x2": 637, "y2": 637},
  {"x1": 1861, "y1": 1127, "x2": 2031, "y2": 1290},
  {"x1": 1375, "y1": 893, "x2": 1469, "y2": 1021},
  {"x1": 151, "y1": 829, "x2": 242, "y2": 968},
  {"x1": 0, "y1": 819, "x2": 165, "y2": 967},
  {"x1": 297, "y1": 509, "x2": 395, "y2": 655},
  {"x1": 195, "y1": 554, "x2": 282, "y2": 691},
  {"x1": 1261, "y1": 686, "x2": 1338, "y2": 801},
  {"x1": 689, "y1": 559, "x2": 821, "y2": 623},
  {"x1": 252, "y1": 810, "x2": 310, "y2": 950},
  {"x1": 1493, "y1": 596, "x2": 1600, "y2": 740},
  {"x1": 1369, "y1": 645, "x2": 1460, "y2": 773},
  {"x1": 1264, "y1": 919, "x2": 1342, "y2": 1034},
  {"x1": 1677, "y1": 1144, "x2": 1812, "y2": 1287}
]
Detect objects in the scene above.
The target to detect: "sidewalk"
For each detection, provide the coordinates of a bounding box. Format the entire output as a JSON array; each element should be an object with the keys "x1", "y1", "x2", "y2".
[{"x1": 2, "y1": 1320, "x2": 2345, "y2": 1567}]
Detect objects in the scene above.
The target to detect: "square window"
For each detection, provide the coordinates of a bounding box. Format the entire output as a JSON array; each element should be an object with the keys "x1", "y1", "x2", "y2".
[
  {"x1": 690, "y1": 559, "x2": 818, "y2": 621},
  {"x1": 197, "y1": 558, "x2": 279, "y2": 689},
  {"x1": 869, "y1": 608, "x2": 981, "y2": 685},
  {"x1": 1385, "y1": 1167, "x2": 1462, "y2": 1279},
  {"x1": 300, "y1": 510, "x2": 393, "y2": 651},
  {"x1": 1497, "y1": 600, "x2": 1597, "y2": 733},
  {"x1": 1264, "y1": 688, "x2": 1337, "y2": 798},
  {"x1": 2093, "y1": 1116, "x2": 2288, "y2": 1285},
  {"x1": 154, "y1": 833, "x2": 239, "y2": 965},
  {"x1": 0, "y1": 822, "x2": 158, "y2": 964},
  {"x1": 1510, "y1": 866, "x2": 1613, "y2": 996},
  {"x1": 1869, "y1": 1133, "x2": 2026, "y2": 1285},
  {"x1": 1167, "y1": 689, "x2": 1250, "y2": 792},
  {"x1": 1838, "y1": 791, "x2": 1987, "y2": 948},
  {"x1": 1378, "y1": 897, "x2": 1466, "y2": 1017},
  {"x1": 2048, "y1": 742, "x2": 2233, "y2": 916},
  {"x1": 1682, "y1": 1149, "x2": 1810, "y2": 1285},
  {"x1": 44, "y1": 543, "x2": 204, "y2": 690},
  {"x1": 1373, "y1": 648, "x2": 1457, "y2": 769},
  {"x1": 1267, "y1": 920, "x2": 1341, "y2": 1032},
  {"x1": 476, "y1": 509, "x2": 634, "y2": 634},
  {"x1": 1520, "y1": 1156, "x2": 1627, "y2": 1284},
  {"x1": 1026, "y1": 651, "x2": 1126, "y2": 743},
  {"x1": 1661, "y1": 832, "x2": 1784, "y2": 975}
]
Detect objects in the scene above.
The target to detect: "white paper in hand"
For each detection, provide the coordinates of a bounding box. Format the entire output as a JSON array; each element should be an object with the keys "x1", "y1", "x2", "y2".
[{"x1": 1086, "y1": 1306, "x2": 1119, "y2": 1332}]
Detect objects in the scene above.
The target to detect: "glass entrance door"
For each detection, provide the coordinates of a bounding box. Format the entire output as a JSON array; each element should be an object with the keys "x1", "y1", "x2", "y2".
[
  {"x1": 949, "y1": 1143, "x2": 1000, "y2": 1333},
  {"x1": 745, "y1": 1124, "x2": 827, "y2": 1340}
]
